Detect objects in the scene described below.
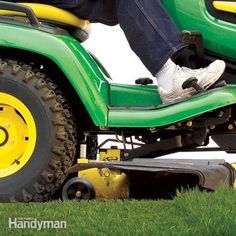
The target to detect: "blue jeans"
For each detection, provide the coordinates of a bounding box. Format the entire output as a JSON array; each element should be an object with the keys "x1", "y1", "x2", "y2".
[{"x1": 26, "y1": 0, "x2": 185, "y2": 75}]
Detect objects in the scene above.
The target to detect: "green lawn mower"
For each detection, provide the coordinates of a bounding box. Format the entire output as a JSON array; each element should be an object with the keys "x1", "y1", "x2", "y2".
[{"x1": 0, "y1": 0, "x2": 236, "y2": 202}]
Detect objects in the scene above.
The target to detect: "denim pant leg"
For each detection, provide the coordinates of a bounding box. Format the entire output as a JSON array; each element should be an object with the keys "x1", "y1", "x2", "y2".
[
  {"x1": 116, "y1": 0, "x2": 185, "y2": 76},
  {"x1": 69, "y1": 0, "x2": 119, "y2": 26},
  {"x1": 47, "y1": 0, "x2": 185, "y2": 75}
]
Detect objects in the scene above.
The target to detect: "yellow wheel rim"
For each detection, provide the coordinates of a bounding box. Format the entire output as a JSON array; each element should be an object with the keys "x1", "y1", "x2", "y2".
[{"x1": 0, "y1": 92, "x2": 36, "y2": 177}]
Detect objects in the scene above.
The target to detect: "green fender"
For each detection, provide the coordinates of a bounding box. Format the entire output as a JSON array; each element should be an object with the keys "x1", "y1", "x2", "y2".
[
  {"x1": 0, "y1": 23, "x2": 110, "y2": 126},
  {"x1": 2, "y1": 22, "x2": 236, "y2": 128}
]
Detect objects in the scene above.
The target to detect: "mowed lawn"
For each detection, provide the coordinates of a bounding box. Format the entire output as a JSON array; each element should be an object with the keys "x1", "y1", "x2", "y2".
[{"x1": 1, "y1": 187, "x2": 236, "y2": 236}]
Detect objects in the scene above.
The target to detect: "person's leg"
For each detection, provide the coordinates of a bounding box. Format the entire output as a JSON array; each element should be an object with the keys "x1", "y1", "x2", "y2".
[
  {"x1": 68, "y1": 0, "x2": 225, "y2": 103},
  {"x1": 115, "y1": 0, "x2": 225, "y2": 103},
  {"x1": 55, "y1": 0, "x2": 119, "y2": 26},
  {"x1": 68, "y1": 0, "x2": 184, "y2": 75},
  {"x1": 40, "y1": 0, "x2": 226, "y2": 103},
  {"x1": 116, "y1": 0, "x2": 185, "y2": 76}
]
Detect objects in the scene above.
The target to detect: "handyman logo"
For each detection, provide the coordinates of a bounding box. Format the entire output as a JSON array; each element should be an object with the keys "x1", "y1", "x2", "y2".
[{"x1": 8, "y1": 218, "x2": 67, "y2": 230}]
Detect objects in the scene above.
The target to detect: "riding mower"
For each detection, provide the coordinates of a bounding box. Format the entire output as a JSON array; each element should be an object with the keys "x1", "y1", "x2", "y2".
[{"x1": 0, "y1": 0, "x2": 236, "y2": 202}]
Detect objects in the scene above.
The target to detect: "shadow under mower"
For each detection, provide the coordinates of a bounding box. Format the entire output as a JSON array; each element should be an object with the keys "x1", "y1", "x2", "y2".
[{"x1": 0, "y1": 1, "x2": 235, "y2": 201}]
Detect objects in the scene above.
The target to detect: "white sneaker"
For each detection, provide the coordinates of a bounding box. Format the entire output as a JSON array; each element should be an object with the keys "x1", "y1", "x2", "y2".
[{"x1": 158, "y1": 60, "x2": 226, "y2": 104}]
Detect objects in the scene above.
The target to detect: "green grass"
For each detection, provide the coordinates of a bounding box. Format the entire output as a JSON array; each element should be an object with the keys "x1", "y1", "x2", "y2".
[{"x1": 1, "y1": 187, "x2": 236, "y2": 236}]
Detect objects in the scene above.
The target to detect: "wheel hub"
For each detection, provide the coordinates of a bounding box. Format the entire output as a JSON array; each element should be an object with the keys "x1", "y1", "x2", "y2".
[{"x1": 0, "y1": 93, "x2": 36, "y2": 177}]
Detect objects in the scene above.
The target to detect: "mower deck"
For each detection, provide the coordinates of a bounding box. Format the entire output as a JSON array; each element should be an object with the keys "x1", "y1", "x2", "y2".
[{"x1": 67, "y1": 158, "x2": 235, "y2": 199}]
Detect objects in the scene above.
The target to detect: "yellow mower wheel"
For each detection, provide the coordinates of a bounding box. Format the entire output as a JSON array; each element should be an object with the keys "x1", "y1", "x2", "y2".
[
  {"x1": 0, "y1": 93, "x2": 36, "y2": 177},
  {"x1": 0, "y1": 59, "x2": 77, "y2": 202}
]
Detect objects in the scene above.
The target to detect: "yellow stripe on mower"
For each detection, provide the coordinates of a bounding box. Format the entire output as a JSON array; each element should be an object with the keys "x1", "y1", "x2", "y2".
[{"x1": 213, "y1": 1, "x2": 236, "y2": 13}]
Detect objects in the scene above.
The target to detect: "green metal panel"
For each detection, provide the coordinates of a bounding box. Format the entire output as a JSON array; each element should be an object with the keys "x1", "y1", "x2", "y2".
[
  {"x1": 108, "y1": 86, "x2": 236, "y2": 127},
  {"x1": 3, "y1": 20, "x2": 236, "y2": 129},
  {"x1": 0, "y1": 22, "x2": 109, "y2": 126},
  {"x1": 110, "y1": 84, "x2": 162, "y2": 107},
  {"x1": 162, "y1": 0, "x2": 236, "y2": 60}
]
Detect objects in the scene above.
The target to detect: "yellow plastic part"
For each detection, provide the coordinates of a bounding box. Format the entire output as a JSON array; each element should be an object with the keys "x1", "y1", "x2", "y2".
[
  {"x1": 213, "y1": 1, "x2": 236, "y2": 14},
  {"x1": 0, "y1": 3, "x2": 89, "y2": 31},
  {"x1": 0, "y1": 93, "x2": 37, "y2": 177},
  {"x1": 78, "y1": 148, "x2": 129, "y2": 199},
  {"x1": 100, "y1": 148, "x2": 121, "y2": 161}
]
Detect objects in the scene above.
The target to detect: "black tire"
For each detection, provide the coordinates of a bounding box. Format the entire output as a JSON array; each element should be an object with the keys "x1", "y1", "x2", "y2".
[
  {"x1": 0, "y1": 59, "x2": 77, "y2": 202},
  {"x1": 62, "y1": 177, "x2": 96, "y2": 201}
]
